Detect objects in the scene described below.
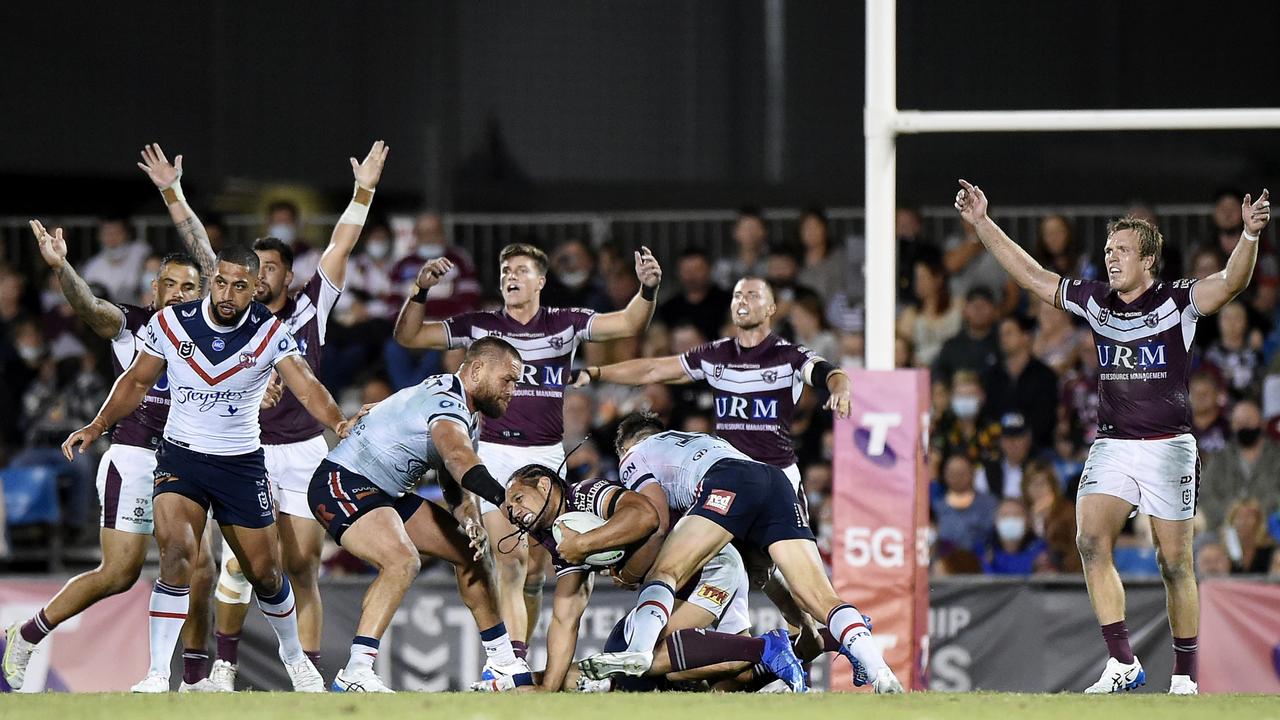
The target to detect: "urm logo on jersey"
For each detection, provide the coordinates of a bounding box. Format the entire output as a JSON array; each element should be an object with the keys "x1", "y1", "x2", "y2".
[
  {"x1": 519, "y1": 363, "x2": 565, "y2": 387},
  {"x1": 715, "y1": 396, "x2": 779, "y2": 420},
  {"x1": 1096, "y1": 343, "x2": 1167, "y2": 369}
]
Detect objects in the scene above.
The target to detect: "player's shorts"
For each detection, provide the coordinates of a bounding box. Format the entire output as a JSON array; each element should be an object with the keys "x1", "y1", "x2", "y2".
[
  {"x1": 308, "y1": 459, "x2": 425, "y2": 544},
  {"x1": 264, "y1": 435, "x2": 329, "y2": 519},
  {"x1": 676, "y1": 543, "x2": 751, "y2": 635},
  {"x1": 1078, "y1": 433, "x2": 1199, "y2": 521},
  {"x1": 153, "y1": 440, "x2": 274, "y2": 528},
  {"x1": 688, "y1": 458, "x2": 815, "y2": 550},
  {"x1": 96, "y1": 443, "x2": 156, "y2": 534},
  {"x1": 476, "y1": 440, "x2": 565, "y2": 516},
  {"x1": 782, "y1": 463, "x2": 807, "y2": 523}
]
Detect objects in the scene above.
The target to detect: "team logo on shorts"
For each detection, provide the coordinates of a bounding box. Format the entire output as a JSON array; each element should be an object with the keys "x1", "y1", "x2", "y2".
[
  {"x1": 238, "y1": 352, "x2": 257, "y2": 368},
  {"x1": 1182, "y1": 488, "x2": 1194, "y2": 509},
  {"x1": 762, "y1": 370, "x2": 778, "y2": 383},
  {"x1": 703, "y1": 489, "x2": 736, "y2": 515},
  {"x1": 178, "y1": 341, "x2": 195, "y2": 359},
  {"x1": 1097, "y1": 308, "x2": 1110, "y2": 324},
  {"x1": 695, "y1": 584, "x2": 729, "y2": 606},
  {"x1": 212, "y1": 337, "x2": 225, "y2": 352}
]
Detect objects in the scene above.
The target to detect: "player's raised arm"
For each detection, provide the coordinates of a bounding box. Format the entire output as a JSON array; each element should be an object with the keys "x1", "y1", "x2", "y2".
[
  {"x1": 274, "y1": 354, "x2": 351, "y2": 437},
  {"x1": 581, "y1": 246, "x2": 662, "y2": 340},
  {"x1": 802, "y1": 357, "x2": 852, "y2": 419},
  {"x1": 31, "y1": 220, "x2": 123, "y2": 340},
  {"x1": 318, "y1": 141, "x2": 390, "y2": 289},
  {"x1": 138, "y1": 143, "x2": 216, "y2": 280},
  {"x1": 61, "y1": 351, "x2": 166, "y2": 459},
  {"x1": 954, "y1": 180, "x2": 1061, "y2": 306},
  {"x1": 391, "y1": 258, "x2": 455, "y2": 349},
  {"x1": 543, "y1": 571, "x2": 591, "y2": 691},
  {"x1": 1193, "y1": 189, "x2": 1271, "y2": 315},
  {"x1": 429, "y1": 417, "x2": 507, "y2": 507},
  {"x1": 573, "y1": 354, "x2": 690, "y2": 388}
]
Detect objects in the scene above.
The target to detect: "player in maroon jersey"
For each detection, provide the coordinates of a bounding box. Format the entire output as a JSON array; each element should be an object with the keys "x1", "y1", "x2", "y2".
[
  {"x1": 137, "y1": 141, "x2": 389, "y2": 688},
  {"x1": 3, "y1": 220, "x2": 219, "y2": 692},
  {"x1": 393, "y1": 242, "x2": 662, "y2": 656},
  {"x1": 955, "y1": 179, "x2": 1270, "y2": 696}
]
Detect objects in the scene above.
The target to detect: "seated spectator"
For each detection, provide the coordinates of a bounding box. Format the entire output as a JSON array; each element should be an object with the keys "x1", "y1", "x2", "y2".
[
  {"x1": 932, "y1": 370, "x2": 1003, "y2": 470},
  {"x1": 796, "y1": 206, "x2": 847, "y2": 302},
  {"x1": 657, "y1": 248, "x2": 731, "y2": 342},
  {"x1": 1034, "y1": 213, "x2": 1096, "y2": 281},
  {"x1": 896, "y1": 257, "x2": 962, "y2": 368},
  {"x1": 712, "y1": 206, "x2": 769, "y2": 288},
  {"x1": 982, "y1": 315, "x2": 1058, "y2": 450},
  {"x1": 791, "y1": 293, "x2": 839, "y2": 361},
  {"x1": 1195, "y1": 541, "x2": 1231, "y2": 578},
  {"x1": 543, "y1": 237, "x2": 610, "y2": 311},
  {"x1": 895, "y1": 207, "x2": 942, "y2": 306},
  {"x1": 764, "y1": 245, "x2": 813, "y2": 335},
  {"x1": 1202, "y1": 301, "x2": 1263, "y2": 402},
  {"x1": 932, "y1": 454, "x2": 998, "y2": 556},
  {"x1": 1189, "y1": 370, "x2": 1230, "y2": 454},
  {"x1": 1199, "y1": 398, "x2": 1280, "y2": 530},
  {"x1": 896, "y1": 335, "x2": 915, "y2": 369},
  {"x1": 943, "y1": 219, "x2": 1019, "y2": 316},
  {"x1": 837, "y1": 331, "x2": 863, "y2": 370},
  {"x1": 1031, "y1": 300, "x2": 1083, "y2": 376},
  {"x1": 976, "y1": 412, "x2": 1035, "y2": 499},
  {"x1": 933, "y1": 286, "x2": 1002, "y2": 382},
  {"x1": 81, "y1": 217, "x2": 151, "y2": 304},
  {"x1": 984, "y1": 499, "x2": 1048, "y2": 575},
  {"x1": 1224, "y1": 498, "x2": 1275, "y2": 574},
  {"x1": 1021, "y1": 458, "x2": 1079, "y2": 572}
]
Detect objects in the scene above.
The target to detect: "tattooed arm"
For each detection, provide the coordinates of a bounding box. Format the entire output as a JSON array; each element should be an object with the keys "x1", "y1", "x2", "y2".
[
  {"x1": 31, "y1": 220, "x2": 124, "y2": 340},
  {"x1": 137, "y1": 143, "x2": 216, "y2": 280}
]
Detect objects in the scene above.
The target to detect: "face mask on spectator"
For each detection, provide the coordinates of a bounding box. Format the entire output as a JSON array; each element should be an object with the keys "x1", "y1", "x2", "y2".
[
  {"x1": 17, "y1": 344, "x2": 43, "y2": 364},
  {"x1": 996, "y1": 517, "x2": 1026, "y2": 543},
  {"x1": 267, "y1": 224, "x2": 296, "y2": 243},
  {"x1": 806, "y1": 490, "x2": 824, "y2": 509},
  {"x1": 1236, "y1": 427, "x2": 1263, "y2": 447},
  {"x1": 558, "y1": 269, "x2": 589, "y2": 289},
  {"x1": 103, "y1": 244, "x2": 131, "y2": 262},
  {"x1": 366, "y1": 239, "x2": 389, "y2": 260},
  {"x1": 951, "y1": 395, "x2": 980, "y2": 419},
  {"x1": 416, "y1": 243, "x2": 444, "y2": 260}
]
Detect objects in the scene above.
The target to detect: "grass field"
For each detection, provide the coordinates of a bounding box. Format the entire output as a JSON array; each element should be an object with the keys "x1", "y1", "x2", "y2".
[{"x1": 5, "y1": 692, "x2": 1279, "y2": 720}]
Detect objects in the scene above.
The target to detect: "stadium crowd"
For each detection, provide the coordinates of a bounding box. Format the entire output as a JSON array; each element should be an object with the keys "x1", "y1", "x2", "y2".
[{"x1": 2, "y1": 194, "x2": 1279, "y2": 581}]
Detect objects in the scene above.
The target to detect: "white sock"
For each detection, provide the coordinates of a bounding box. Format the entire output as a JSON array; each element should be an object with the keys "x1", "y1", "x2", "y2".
[
  {"x1": 625, "y1": 581, "x2": 674, "y2": 654},
  {"x1": 148, "y1": 581, "x2": 190, "y2": 677},
  {"x1": 479, "y1": 622, "x2": 518, "y2": 666},
  {"x1": 345, "y1": 636, "x2": 379, "y2": 673},
  {"x1": 827, "y1": 604, "x2": 888, "y2": 676},
  {"x1": 255, "y1": 578, "x2": 304, "y2": 663}
]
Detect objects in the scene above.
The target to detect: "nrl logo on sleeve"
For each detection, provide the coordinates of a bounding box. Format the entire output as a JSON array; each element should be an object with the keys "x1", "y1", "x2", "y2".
[
  {"x1": 713, "y1": 364, "x2": 725, "y2": 380},
  {"x1": 178, "y1": 341, "x2": 195, "y2": 359},
  {"x1": 702, "y1": 489, "x2": 736, "y2": 515}
]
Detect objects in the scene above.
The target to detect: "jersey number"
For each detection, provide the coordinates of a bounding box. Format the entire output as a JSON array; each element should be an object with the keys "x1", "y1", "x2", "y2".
[{"x1": 664, "y1": 432, "x2": 699, "y2": 447}]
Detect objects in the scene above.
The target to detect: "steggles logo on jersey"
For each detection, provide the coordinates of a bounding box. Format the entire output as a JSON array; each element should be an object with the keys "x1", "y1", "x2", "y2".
[{"x1": 174, "y1": 386, "x2": 250, "y2": 413}]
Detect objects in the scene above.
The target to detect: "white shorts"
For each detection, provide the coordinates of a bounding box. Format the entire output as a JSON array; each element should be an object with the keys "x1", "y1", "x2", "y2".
[
  {"x1": 476, "y1": 440, "x2": 565, "y2": 515},
  {"x1": 688, "y1": 543, "x2": 752, "y2": 635},
  {"x1": 264, "y1": 435, "x2": 329, "y2": 519},
  {"x1": 1078, "y1": 433, "x2": 1199, "y2": 521},
  {"x1": 96, "y1": 444, "x2": 156, "y2": 535}
]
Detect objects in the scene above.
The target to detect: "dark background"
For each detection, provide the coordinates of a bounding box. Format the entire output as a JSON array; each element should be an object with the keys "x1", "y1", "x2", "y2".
[{"x1": 4, "y1": 0, "x2": 1280, "y2": 215}]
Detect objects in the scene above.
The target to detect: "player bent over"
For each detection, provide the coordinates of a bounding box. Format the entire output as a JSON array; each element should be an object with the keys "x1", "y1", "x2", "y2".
[
  {"x1": 309, "y1": 337, "x2": 533, "y2": 693},
  {"x1": 955, "y1": 180, "x2": 1271, "y2": 695},
  {"x1": 61, "y1": 246, "x2": 354, "y2": 692},
  {"x1": 579, "y1": 415, "x2": 901, "y2": 693},
  {"x1": 495, "y1": 465, "x2": 805, "y2": 693}
]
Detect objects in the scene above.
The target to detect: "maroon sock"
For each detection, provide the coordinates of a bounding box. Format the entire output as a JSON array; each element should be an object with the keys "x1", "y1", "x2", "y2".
[
  {"x1": 1100, "y1": 621, "x2": 1134, "y2": 664},
  {"x1": 665, "y1": 629, "x2": 766, "y2": 672},
  {"x1": 182, "y1": 648, "x2": 210, "y2": 684},
  {"x1": 215, "y1": 631, "x2": 241, "y2": 664},
  {"x1": 305, "y1": 650, "x2": 321, "y2": 666},
  {"x1": 511, "y1": 640, "x2": 528, "y2": 660},
  {"x1": 1173, "y1": 636, "x2": 1197, "y2": 680},
  {"x1": 819, "y1": 628, "x2": 840, "y2": 653},
  {"x1": 19, "y1": 609, "x2": 56, "y2": 645}
]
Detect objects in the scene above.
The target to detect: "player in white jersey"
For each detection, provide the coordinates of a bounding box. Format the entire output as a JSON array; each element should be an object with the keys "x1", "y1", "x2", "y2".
[
  {"x1": 61, "y1": 245, "x2": 355, "y2": 693},
  {"x1": 139, "y1": 141, "x2": 390, "y2": 687},
  {"x1": 578, "y1": 414, "x2": 902, "y2": 694}
]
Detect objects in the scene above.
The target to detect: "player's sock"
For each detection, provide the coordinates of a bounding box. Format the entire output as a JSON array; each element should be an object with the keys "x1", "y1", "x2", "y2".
[
  {"x1": 626, "y1": 581, "x2": 675, "y2": 654},
  {"x1": 1100, "y1": 620, "x2": 1135, "y2": 664},
  {"x1": 827, "y1": 604, "x2": 888, "y2": 676},
  {"x1": 148, "y1": 581, "x2": 190, "y2": 676},
  {"x1": 511, "y1": 640, "x2": 528, "y2": 661},
  {"x1": 19, "y1": 608, "x2": 56, "y2": 645},
  {"x1": 183, "y1": 648, "x2": 210, "y2": 684},
  {"x1": 818, "y1": 628, "x2": 840, "y2": 652},
  {"x1": 305, "y1": 650, "x2": 321, "y2": 667},
  {"x1": 215, "y1": 631, "x2": 241, "y2": 664},
  {"x1": 345, "y1": 636, "x2": 379, "y2": 673},
  {"x1": 480, "y1": 623, "x2": 519, "y2": 667},
  {"x1": 1173, "y1": 635, "x2": 1197, "y2": 680},
  {"x1": 665, "y1": 629, "x2": 765, "y2": 671},
  {"x1": 255, "y1": 578, "x2": 304, "y2": 663}
]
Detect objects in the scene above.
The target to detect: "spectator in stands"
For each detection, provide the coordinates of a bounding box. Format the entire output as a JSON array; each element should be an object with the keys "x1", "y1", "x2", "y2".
[
  {"x1": 344, "y1": 221, "x2": 398, "y2": 319},
  {"x1": 790, "y1": 293, "x2": 839, "y2": 361},
  {"x1": 264, "y1": 200, "x2": 319, "y2": 292},
  {"x1": 1189, "y1": 370, "x2": 1230, "y2": 454},
  {"x1": 712, "y1": 206, "x2": 769, "y2": 288},
  {"x1": 1210, "y1": 188, "x2": 1280, "y2": 311},
  {"x1": 388, "y1": 212, "x2": 481, "y2": 319},
  {"x1": 896, "y1": 257, "x2": 962, "y2": 369},
  {"x1": 1059, "y1": 333, "x2": 1101, "y2": 445},
  {"x1": 895, "y1": 207, "x2": 940, "y2": 305},
  {"x1": 544, "y1": 237, "x2": 610, "y2": 311},
  {"x1": 1203, "y1": 301, "x2": 1263, "y2": 401},
  {"x1": 797, "y1": 206, "x2": 846, "y2": 301},
  {"x1": 977, "y1": 412, "x2": 1035, "y2": 500},
  {"x1": 1199, "y1": 398, "x2": 1280, "y2": 530},
  {"x1": 1034, "y1": 213, "x2": 1096, "y2": 281},
  {"x1": 1195, "y1": 541, "x2": 1231, "y2": 578},
  {"x1": 764, "y1": 244, "x2": 811, "y2": 335},
  {"x1": 932, "y1": 369, "x2": 1003, "y2": 470},
  {"x1": 657, "y1": 247, "x2": 730, "y2": 342},
  {"x1": 202, "y1": 212, "x2": 227, "y2": 253},
  {"x1": 944, "y1": 219, "x2": 1019, "y2": 316},
  {"x1": 896, "y1": 335, "x2": 915, "y2": 369},
  {"x1": 933, "y1": 454, "x2": 998, "y2": 556},
  {"x1": 983, "y1": 315, "x2": 1058, "y2": 449},
  {"x1": 1031, "y1": 300, "x2": 1083, "y2": 376},
  {"x1": 1021, "y1": 458, "x2": 1079, "y2": 572},
  {"x1": 81, "y1": 217, "x2": 151, "y2": 304},
  {"x1": 837, "y1": 330, "x2": 863, "y2": 370},
  {"x1": 1224, "y1": 498, "x2": 1274, "y2": 574},
  {"x1": 932, "y1": 286, "x2": 1001, "y2": 382},
  {"x1": 984, "y1": 499, "x2": 1048, "y2": 575},
  {"x1": 680, "y1": 412, "x2": 715, "y2": 435}
]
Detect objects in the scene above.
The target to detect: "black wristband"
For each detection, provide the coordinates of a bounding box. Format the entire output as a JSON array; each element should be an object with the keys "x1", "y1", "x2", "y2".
[
  {"x1": 410, "y1": 287, "x2": 429, "y2": 304},
  {"x1": 811, "y1": 360, "x2": 837, "y2": 388},
  {"x1": 640, "y1": 284, "x2": 657, "y2": 301},
  {"x1": 461, "y1": 464, "x2": 506, "y2": 508}
]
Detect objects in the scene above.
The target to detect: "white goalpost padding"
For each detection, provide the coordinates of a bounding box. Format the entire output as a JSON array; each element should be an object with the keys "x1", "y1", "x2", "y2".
[{"x1": 863, "y1": 1, "x2": 1280, "y2": 370}]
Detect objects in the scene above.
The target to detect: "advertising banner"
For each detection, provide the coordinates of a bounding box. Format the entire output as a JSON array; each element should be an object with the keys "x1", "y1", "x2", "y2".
[{"x1": 1200, "y1": 578, "x2": 1280, "y2": 693}]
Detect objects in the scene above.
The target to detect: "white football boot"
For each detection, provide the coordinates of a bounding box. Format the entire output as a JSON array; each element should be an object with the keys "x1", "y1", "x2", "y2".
[
  {"x1": 2, "y1": 623, "x2": 36, "y2": 690},
  {"x1": 332, "y1": 667, "x2": 394, "y2": 693},
  {"x1": 872, "y1": 667, "x2": 905, "y2": 694},
  {"x1": 208, "y1": 659, "x2": 237, "y2": 692},
  {"x1": 280, "y1": 650, "x2": 325, "y2": 692},
  {"x1": 178, "y1": 677, "x2": 226, "y2": 692},
  {"x1": 1084, "y1": 656, "x2": 1146, "y2": 694},
  {"x1": 1168, "y1": 675, "x2": 1198, "y2": 695},
  {"x1": 131, "y1": 671, "x2": 171, "y2": 693},
  {"x1": 578, "y1": 650, "x2": 654, "y2": 680}
]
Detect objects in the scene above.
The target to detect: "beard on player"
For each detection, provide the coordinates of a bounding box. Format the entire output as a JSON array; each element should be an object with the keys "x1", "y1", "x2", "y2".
[{"x1": 208, "y1": 256, "x2": 260, "y2": 327}]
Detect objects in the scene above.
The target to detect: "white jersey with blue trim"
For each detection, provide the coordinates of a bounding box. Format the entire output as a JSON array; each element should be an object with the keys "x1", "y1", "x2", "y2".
[
  {"x1": 326, "y1": 374, "x2": 480, "y2": 498},
  {"x1": 618, "y1": 430, "x2": 752, "y2": 512},
  {"x1": 141, "y1": 296, "x2": 301, "y2": 455}
]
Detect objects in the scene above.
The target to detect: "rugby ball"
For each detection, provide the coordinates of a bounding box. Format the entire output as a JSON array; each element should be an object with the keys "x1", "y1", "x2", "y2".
[{"x1": 552, "y1": 511, "x2": 625, "y2": 567}]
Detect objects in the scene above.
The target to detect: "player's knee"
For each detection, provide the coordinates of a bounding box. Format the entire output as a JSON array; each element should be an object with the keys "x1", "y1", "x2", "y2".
[
  {"x1": 284, "y1": 552, "x2": 320, "y2": 583},
  {"x1": 1156, "y1": 547, "x2": 1193, "y2": 583},
  {"x1": 386, "y1": 549, "x2": 421, "y2": 583},
  {"x1": 98, "y1": 558, "x2": 144, "y2": 595},
  {"x1": 1074, "y1": 530, "x2": 1111, "y2": 566},
  {"x1": 157, "y1": 539, "x2": 196, "y2": 578},
  {"x1": 241, "y1": 561, "x2": 284, "y2": 596}
]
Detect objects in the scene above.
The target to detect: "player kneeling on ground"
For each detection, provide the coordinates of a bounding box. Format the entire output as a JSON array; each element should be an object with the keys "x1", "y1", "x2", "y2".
[
  {"x1": 579, "y1": 414, "x2": 902, "y2": 693},
  {"x1": 309, "y1": 336, "x2": 533, "y2": 693}
]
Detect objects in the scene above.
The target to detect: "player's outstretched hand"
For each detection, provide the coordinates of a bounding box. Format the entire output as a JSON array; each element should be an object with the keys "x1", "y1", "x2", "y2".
[
  {"x1": 62, "y1": 419, "x2": 107, "y2": 461},
  {"x1": 137, "y1": 143, "x2": 182, "y2": 189},
  {"x1": 415, "y1": 257, "x2": 454, "y2": 290},
  {"x1": 335, "y1": 417, "x2": 358, "y2": 439},
  {"x1": 569, "y1": 368, "x2": 593, "y2": 388},
  {"x1": 462, "y1": 516, "x2": 488, "y2": 561},
  {"x1": 824, "y1": 387, "x2": 852, "y2": 419},
  {"x1": 634, "y1": 245, "x2": 662, "y2": 288},
  {"x1": 260, "y1": 372, "x2": 284, "y2": 410},
  {"x1": 30, "y1": 220, "x2": 67, "y2": 270},
  {"x1": 954, "y1": 179, "x2": 989, "y2": 226},
  {"x1": 1244, "y1": 188, "x2": 1271, "y2": 236},
  {"x1": 351, "y1": 140, "x2": 390, "y2": 190}
]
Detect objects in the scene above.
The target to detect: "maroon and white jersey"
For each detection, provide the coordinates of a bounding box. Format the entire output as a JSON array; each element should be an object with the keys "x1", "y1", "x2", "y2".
[
  {"x1": 108, "y1": 303, "x2": 170, "y2": 449},
  {"x1": 443, "y1": 306, "x2": 595, "y2": 446},
  {"x1": 1059, "y1": 277, "x2": 1201, "y2": 440},
  {"x1": 260, "y1": 269, "x2": 341, "y2": 445},
  {"x1": 679, "y1": 334, "x2": 820, "y2": 467},
  {"x1": 530, "y1": 476, "x2": 628, "y2": 577}
]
